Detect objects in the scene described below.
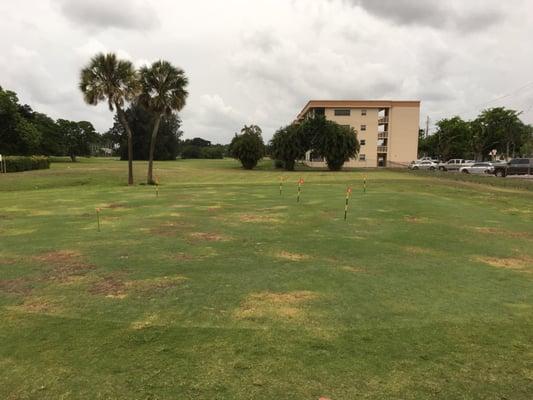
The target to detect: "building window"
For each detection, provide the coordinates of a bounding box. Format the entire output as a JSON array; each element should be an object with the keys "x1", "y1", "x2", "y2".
[
  {"x1": 361, "y1": 124, "x2": 366, "y2": 131},
  {"x1": 360, "y1": 139, "x2": 366, "y2": 146},
  {"x1": 334, "y1": 109, "x2": 350, "y2": 116},
  {"x1": 361, "y1": 109, "x2": 367, "y2": 116},
  {"x1": 359, "y1": 154, "x2": 366, "y2": 161}
]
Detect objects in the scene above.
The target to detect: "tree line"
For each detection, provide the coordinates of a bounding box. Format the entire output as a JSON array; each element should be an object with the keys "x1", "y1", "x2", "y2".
[
  {"x1": 419, "y1": 107, "x2": 533, "y2": 161},
  {"x1": 226, "y1": 116, "x2": 360, "y2": 171},
  {"x1": 0, "y1": 86, "x2": 100, "y2": 161}
]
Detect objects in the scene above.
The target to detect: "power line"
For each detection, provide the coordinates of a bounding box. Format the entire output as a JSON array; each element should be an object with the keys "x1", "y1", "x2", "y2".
[{"x1": 456, "y1": 80, "x2": 533, "y2": 116}]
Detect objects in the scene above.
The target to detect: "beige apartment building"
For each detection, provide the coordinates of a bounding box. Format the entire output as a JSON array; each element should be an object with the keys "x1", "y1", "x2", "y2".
[{"x1": 296, "y1": 100, "x2": 420, "y2": 168}]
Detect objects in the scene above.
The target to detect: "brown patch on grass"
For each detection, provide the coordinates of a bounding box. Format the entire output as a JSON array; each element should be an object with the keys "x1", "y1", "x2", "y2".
[
  {"x1": 404, "y1": 246, "x2": 434, "y2": 255},
  {"x1": 341, "y1": 266, "x2": 367, "y2": 273},
  {"x1": 474, "y1": 255, "x2": 533, "y2": 273},
  {"x1": 277, "y1": 251, "x2": 310, "y2": 261},
  {"x1": 101, "y1": 203, "x2": 129, "y2": 210},
  {"x1": 150, "y1": 221, "x2": 192, "y2": 237},
  {"x1": 474, "y1": 227, "x2": 532, "y2": 239},
  {"x1": 174, "y1": 253, "x2": 195, "y2": 261},
  {"x1": 404, "y1": 215, "x2": 429, "y2": 224},
  {"x1": 130, "y1": 314, "x2": 162, "y2": 330},
  {"x1": 89, "y1": 275, "x2": 127, "y2": 299},
  {"x1": 35, "y1": 250, "x2": 96, "y2": 282},
  {"x1": 0, "y1": 278, "x2": 32, "y2": 295},
  {"x1": 8, "y1": 297, "x2": 62, "y2": 314},
  {"x1": 0, "y1": 257, "x2": 18, "y2": 266},
  {"x1": 89, "y1": 274, "x2": 186, "y2": 299},
  {"x1": 128, "y1": 275, "x2": 186, "y2": 293},
  {"x1": 235, "y1": 291, "x2": 319, "y2": 321},
  {"x1": 189, "y1": 232, "x2": 228, "y2": 242},
  {"x1": 239, "y1": 214, "x2": 281, "y2": 223}
]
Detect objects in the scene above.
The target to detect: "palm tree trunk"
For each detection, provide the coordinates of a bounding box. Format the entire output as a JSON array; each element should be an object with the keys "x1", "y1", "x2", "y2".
[
  {"x1": 116, "y1": 105, "x2": 134, "y2": 185},
  {"x1": 147, "y1": 114, "x2": 162, "y2": 185}
]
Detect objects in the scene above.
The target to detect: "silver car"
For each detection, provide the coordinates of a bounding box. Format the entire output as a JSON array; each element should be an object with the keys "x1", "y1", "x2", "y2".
[
  {"x1": 409, "y1": 160, "x2": 438, "y2": 170},
  {"x1": 459, "y1": 162, "x2": 494, "y2": 174}
]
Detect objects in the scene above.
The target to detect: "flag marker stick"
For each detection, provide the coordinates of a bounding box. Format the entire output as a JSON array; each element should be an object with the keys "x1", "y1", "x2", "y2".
[
  {"x1": 344, "y1": 187, "x2": 352, "y2": 221},
  {"x1": 297, "y1": 178, "x2": 304, "y2": 203}
]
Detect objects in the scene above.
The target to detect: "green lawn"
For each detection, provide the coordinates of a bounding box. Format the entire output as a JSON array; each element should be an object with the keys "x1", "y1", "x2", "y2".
[{"x1": 1, "y1": 158, "x2": 532, "y2": 399}]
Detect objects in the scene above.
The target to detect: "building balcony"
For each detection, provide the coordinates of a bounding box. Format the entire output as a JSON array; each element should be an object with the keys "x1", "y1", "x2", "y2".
[
  {"x1": 377, "y1": 132, "x2": 388, "y2": 139},
  {"x1": 377, "y1": 146, "x2": 388, "y2": 153},
  {"x1": 378, "y1": 116, "x2": 389, "y2": 124}
]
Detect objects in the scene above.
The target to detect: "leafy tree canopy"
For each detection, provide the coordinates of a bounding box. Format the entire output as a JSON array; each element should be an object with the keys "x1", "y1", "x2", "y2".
[{"x1": 229, "y1": 125, "x2": 265, "y2": 169}]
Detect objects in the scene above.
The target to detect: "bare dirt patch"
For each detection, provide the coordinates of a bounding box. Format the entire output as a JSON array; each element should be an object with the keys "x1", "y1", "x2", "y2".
[
  {"x1": 89, "y1": 274, "x2": 186, "y2": 299},
  {"x1": 35, "y1": 250, "x2": 96, "y2": 282},
  {"x1": 129, "y1": 275, "x2": 186, "y2": 293},
  {"x1": 239, "y1": 214, "x2": 281, "y2": 223},
  {"x1": 150, "y1": 221, "x2": 192, "y2": 237},
  {"x1": 235, "y1": 291, "x2": 319, "y2": 321},
  {"x1": 341, "y1": 266, "x2": 367, "y2": 273},
  {"x1": 277, "y1": 251, "x2": 310, "y2": 261},
  {"x1": 89, "y1": 275, "x2": 127, "y2": 299},
  {"x1": 8, "y1": 296, "x2": 62, "y2": 314},
  {"x1": 174, "y1": 253, "x2": 196, "y2": 261},
  {"x1": 474, "y1": 256, "x2": 533, "y2": 273},
  {"x1": 189, "y1": 232, "x2": 228, "y2": 242},
  {"x1": 404, "y1": 216, "x2": 429, "y2": 224},
  {"x1": 404, "y1": 246, "x2": 435, "y2": 255},
  {"x1": 100, "y1": 203, "x2": 129, "y2": 210},
  {"x1": 130, "y1": 313, "x2": 162, "y2": 330},
  {"x1": 0, "y1": 278, "x2": 32, "y2": 295},
  {"x1": 474, "y1": 227, "x2": 532, "y2": 239}
]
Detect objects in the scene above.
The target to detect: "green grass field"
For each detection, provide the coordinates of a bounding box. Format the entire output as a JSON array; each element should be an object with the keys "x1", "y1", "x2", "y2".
[{"x1": 1, "y1": 158, "x2": 532, "y2": 399}]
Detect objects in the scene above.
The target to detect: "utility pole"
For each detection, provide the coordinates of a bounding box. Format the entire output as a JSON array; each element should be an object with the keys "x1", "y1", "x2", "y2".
[{"x1": 425, "y1": 116, "x2": 430, "y2": 138}]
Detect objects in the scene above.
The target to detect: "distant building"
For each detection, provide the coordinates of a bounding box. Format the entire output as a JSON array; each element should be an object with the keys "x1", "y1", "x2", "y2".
[{"x1": 296, "y1": 100, "x2": 420, "y2": 167}]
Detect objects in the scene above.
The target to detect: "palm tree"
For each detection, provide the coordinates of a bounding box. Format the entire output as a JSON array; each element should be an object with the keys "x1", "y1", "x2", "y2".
[
  {"x1": 139, "y1": 60, "x2": 188, "y2": 184},
  {"x1": 79, "y1": 53, "x2": 140, "y2": 185}
]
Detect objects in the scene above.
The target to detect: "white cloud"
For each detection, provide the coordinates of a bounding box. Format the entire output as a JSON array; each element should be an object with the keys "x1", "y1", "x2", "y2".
[
  {"x1": 0, "y1": 0, "x2": 532, "y2": 142},
  {"x1": 58, "y1": 0, "x2": 159, "y2": 31}
]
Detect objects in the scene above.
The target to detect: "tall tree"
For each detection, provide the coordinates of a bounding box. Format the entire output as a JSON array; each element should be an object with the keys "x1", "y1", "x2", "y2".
[
  {"x1": 270, "y1": 123, "x2": 306, "y2": 171},
  {"x1": 139, "y1": 60, "x2": 188, "y2": 184},
  {"x1": 229, "y1": 125, "x2": 265, "y2": 169},
  {"x1": 79, "y1": 53, "x2": 140, "y2": 185},
  {"x1": 110, "y1": 103, "x2": 183, "y2": 161},
  {"x1": 299, "y1": 115, "x2": 359, "y2": 171}
]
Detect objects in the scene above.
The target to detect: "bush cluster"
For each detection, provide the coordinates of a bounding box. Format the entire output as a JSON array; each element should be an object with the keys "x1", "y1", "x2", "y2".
[
  {"x1": 229, "y1": 125, "x2": 265, "y2": 169},
  {"x1": 181, "y1": 145, "x2": 225, "y2": 159},
  {"x1": 4, "y1": 156, "x2": 51, "y2": 172}
]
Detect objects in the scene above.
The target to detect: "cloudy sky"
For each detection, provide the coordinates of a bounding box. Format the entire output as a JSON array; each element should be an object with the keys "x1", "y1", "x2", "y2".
[{"x1": 1, "y1": 0, "x2": 533, "y2": 143}]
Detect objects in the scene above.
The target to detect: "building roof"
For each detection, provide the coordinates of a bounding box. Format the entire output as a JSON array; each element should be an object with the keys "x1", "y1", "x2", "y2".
[{"x1": 296, "y1": 100, "x2": 421, "y2": 120}]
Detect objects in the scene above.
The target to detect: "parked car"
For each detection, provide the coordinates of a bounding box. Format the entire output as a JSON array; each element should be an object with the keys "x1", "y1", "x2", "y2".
[
  {"x1": 438, "y1": 159, "x2": 474, "y2": 171},
  {"x1": 416, "y1": 156, "x2": 439, "y2": 163},
  {"x1": 409, "y1": 160, "x2": 438, "y2": 170},
  {"x1": 459, "y1": 162, "x2": 494, "y2": 174},
  {"x1": 493, "y1": 158, "x2": 533, "y2": 177}
]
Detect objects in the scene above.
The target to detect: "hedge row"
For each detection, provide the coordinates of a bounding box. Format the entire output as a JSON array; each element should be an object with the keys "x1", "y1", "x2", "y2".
[{"x1": 2, "y1": 156, "x2": 51, "y2": 173}]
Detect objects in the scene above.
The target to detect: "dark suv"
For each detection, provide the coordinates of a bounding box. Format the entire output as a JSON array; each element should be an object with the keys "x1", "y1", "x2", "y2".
[{"x1": 493, "y1": 158, "x2": 533, "y2": 177}]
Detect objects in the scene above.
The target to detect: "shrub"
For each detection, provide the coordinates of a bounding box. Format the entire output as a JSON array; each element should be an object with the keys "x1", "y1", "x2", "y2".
[
  {"x1": 300, "y1": 116, "x2": 359, "y2": 171},
  {"x1": 270, "y1": 124, "x2": 306, "y2": 171},
  {"x1": 201, "y1": 146, "x2": 225, "y2": 159},
  {"x1": 229, "y1": 125, "x2": 265, "y2": 169},
  {"x1": 274, "y1": 159, "x2": 284, "y2": 169},
  {"x1": 4, "y1": 156, "x2": 51, "y2": 172},
  {"x1": 180, "y1": 145, "x2": 203, "y2": 159}
]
